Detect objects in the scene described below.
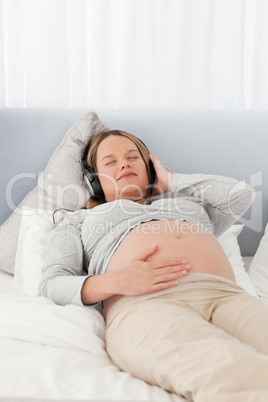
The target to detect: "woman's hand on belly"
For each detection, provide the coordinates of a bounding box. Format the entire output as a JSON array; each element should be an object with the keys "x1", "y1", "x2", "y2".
[{"x1": 113, "y1": 243, "x2": 190, "y2": 296}]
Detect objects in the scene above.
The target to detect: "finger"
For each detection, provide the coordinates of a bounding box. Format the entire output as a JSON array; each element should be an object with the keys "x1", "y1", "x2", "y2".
[
  {"x1": 150, "y1": 153, "x2": 165, "y2": 167},
  {"x1": 150, "y1": 155, "x2": 163, "y2": 173},
  {"x1": 150, "y1": 258, "x2": 188, "y2": 269},
  {"x1": 154, "y1": 264, "x2": 191, "y2": 277},
  {"x1": 154, "y1": 269, "x2": 189, "y2": 283},
  {"x1": 151, "y1": 268, "x2": 191, "y2": 291},
  {"x1": 151, "y1": 280, "x2": 180, "y2": 292},
  {"x1": 150, "y1": 153, "x2": 160, "y2": 161},
  {"x1": 138, "y1": 243, "x2": 158, "y2": 261}
]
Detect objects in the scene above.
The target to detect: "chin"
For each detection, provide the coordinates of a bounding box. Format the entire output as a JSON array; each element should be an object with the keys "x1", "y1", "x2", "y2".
[
  {"x1": 119, "y1": 184, "x2": 147, "y2": 198},
  {"x1": 106, "y1": 185, "x2": 147, "y2": 202},
  {"x1": 123, "y1": 194, "x2": 146, "y2": 202}
]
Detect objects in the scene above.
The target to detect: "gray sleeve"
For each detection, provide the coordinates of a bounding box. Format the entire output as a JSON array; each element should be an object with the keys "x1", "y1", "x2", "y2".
[
  {"x1": 38, "y1": 212, "x2": 90, "y2": 306},
  {"x1": 170, "y1": 173, "x2": 255, "y2": 237}
]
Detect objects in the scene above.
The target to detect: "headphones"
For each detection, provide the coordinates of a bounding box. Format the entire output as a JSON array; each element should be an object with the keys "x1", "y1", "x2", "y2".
[{"x1": 81, "y1": 136, "x2": 156, "y2": 202}]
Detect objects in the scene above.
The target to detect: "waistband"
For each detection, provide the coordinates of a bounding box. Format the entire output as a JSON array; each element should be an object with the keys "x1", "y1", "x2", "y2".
[{"x1": 106, "y1": 272, "x2": 244, "y2": 324}]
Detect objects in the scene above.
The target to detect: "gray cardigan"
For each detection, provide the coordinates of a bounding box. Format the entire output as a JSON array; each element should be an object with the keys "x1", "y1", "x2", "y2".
[{"x1": 38, "y1": 173, "x2": 254, "y2": 307}]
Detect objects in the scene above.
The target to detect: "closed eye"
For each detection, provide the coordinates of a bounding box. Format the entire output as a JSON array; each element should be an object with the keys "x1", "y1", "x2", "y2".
[
  {"x1": 106, "y1": 156, "x2": 138, "y2": 165},
  {"x1": 105, "y1": 160, "x2": 116, "y2": 166}
]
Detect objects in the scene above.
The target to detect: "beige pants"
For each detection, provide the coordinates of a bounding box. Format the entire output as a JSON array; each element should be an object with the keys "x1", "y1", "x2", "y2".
[{"x1": 105, "y1": 273, "x2": 268, "y2": 402}]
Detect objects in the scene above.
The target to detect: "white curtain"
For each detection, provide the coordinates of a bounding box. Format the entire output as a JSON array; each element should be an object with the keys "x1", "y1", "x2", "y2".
[{"x1": 0, "y1": 0, "x2": 267, "y2": 109}]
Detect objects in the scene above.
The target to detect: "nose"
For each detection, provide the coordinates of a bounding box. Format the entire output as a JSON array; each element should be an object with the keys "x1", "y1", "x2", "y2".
[{"x1": 120, "y1": 158, "x2": 130, "y2": 170}]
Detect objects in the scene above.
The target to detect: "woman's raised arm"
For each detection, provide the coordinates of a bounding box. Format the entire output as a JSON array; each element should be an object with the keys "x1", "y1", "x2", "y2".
[
  {"x1": 169, "y1": 173, "x2": 255, "y2": 237},
  {"x1": 149, "y1": 153, "x2": 255, "y2": 237}
]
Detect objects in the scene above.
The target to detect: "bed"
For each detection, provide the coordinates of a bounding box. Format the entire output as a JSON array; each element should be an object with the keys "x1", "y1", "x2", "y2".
[{"x1": 1, "y1": 108, "x2": 268, "y2": 402}]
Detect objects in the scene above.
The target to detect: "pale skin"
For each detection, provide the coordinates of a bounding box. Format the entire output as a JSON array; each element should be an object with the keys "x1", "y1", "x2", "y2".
[{"x1": 81, "y1": 136, "x2": 191, "y2": 306}]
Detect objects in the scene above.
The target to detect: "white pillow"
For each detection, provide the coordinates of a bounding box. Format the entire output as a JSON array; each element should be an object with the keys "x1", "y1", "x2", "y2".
[
  {"x1": 14, "y1": 209, "x2": 54, "y2": 297},
  {"x1": 218, "y1": 224, "x2": 259, "y2": 298},
  {"x1": 249, "y1": 223, "x2": 268, "y2": 303},
  {"x1": 0, "y1": 111, "x2": 108, "y2": 275},
  {"x1": 15, "y1": 214, "x2": 258, "y2": 299}
]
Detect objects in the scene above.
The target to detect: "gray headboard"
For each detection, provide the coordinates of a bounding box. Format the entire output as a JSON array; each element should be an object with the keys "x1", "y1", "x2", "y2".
[{"x1": 1, "y1": 108, "x2": 268, "y2": 256}]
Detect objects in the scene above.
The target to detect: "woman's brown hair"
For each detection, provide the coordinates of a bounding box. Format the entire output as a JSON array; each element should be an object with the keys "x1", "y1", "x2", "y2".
[{"x1": 83, "y1": 130, "x2": 154, "y2": 209}]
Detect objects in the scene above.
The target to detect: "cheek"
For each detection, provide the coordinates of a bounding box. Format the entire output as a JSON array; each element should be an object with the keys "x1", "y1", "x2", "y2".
[
  {"x1": 98, "y1": 169, "x2": 118, "y2": 196},
  {"x1": 99, "y1": 172, "x2": 115, "y2": 187}
]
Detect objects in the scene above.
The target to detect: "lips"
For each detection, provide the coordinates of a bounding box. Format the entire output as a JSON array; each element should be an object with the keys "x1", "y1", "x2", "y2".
[{"x1": 117, "y1": 172, "x2": 137, "y2": 180}]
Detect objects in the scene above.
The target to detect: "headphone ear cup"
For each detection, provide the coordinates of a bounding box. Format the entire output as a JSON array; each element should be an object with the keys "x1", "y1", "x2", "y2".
[
  {"x1": 149, "y1": 160, "x2": 156, "y2": 185},
  {"x1": 146, "y1": 159, "x2": 156, "y2": 195},
  {"x1": 82, "y1": 164, "x2": 106, "y2": 202}
]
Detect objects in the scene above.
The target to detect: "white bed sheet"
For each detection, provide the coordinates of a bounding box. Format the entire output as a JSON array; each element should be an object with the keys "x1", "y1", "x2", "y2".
[
  {"x1": 242, "y1": 256, "x2": 253, "y2": 272},
  {"x1": 0, "y1": 257, "x2": 258, "y2": 402},
  {"x1": 0, "y1": 271, "x2": 14, "y2": 295},
  {"x1": 0, "y1": 272, "x2": 184, "y2": 402}
]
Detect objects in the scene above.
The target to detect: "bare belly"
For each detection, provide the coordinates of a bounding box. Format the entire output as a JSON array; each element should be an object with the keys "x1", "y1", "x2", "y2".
[{"x1": 103, "y1": 220, "x2": 235, "y2": 318}]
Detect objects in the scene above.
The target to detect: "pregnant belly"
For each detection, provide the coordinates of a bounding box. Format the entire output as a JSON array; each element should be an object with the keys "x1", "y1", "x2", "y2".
[{"x1": 103, "y1": 220, "x2": 235, "y2": 317}]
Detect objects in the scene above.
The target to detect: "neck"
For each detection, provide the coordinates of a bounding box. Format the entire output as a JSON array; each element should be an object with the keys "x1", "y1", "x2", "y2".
[
  {"x1": 118, "y1": 195, "x2": 147, "y2": 204},
  {"x1": 134, "y1": 196, "x2": 147, "y2": 204}
]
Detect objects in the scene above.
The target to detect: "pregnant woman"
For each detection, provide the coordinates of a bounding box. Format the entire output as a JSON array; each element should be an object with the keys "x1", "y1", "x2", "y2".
[{"x1": 39, "y1": 130, "x2": 268, "y2": 402}]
